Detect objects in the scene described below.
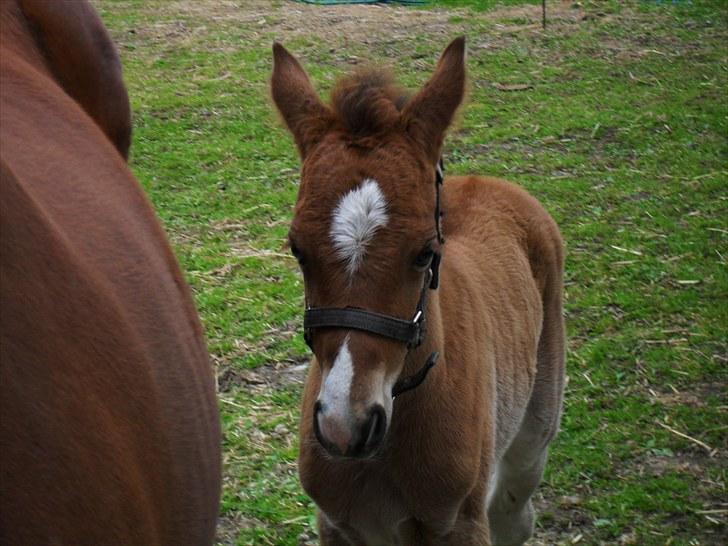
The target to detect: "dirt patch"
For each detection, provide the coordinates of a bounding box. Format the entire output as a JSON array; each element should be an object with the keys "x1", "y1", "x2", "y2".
[
  {"x1": 114, "y1": 0, "x2": 596, "y2": 60},
  {"x1": 174, "y1": 0, "x2": 465, "y2": 45},
  {"x1": 652, "y1": 381, "x2": 724, "y2": 409},
  {"x1": 217, "y1": 356, "x2": 308, "y2": 393},
  {"x1": 215, "y1": 511, "x2": 261, "y2": 546},
  {"x1": 486, "y1": 1, "x2": 587, "y2": 28},
  {"x1": 530, "y1": 489, "x2": 597, "y2": 545},
  {"x1": 638, "y1": 451, "x2": 707, "y2": 477}
]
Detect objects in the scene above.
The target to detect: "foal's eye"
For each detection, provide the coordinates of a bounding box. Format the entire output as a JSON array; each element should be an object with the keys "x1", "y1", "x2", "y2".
[{"x1": 414, "y1": 246, "x2": 435, "y2": 271}]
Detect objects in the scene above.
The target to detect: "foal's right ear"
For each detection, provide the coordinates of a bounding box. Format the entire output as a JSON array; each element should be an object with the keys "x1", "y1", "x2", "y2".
[{"x1": 271, "y1": 43, "x2": 330, "y2": 158}]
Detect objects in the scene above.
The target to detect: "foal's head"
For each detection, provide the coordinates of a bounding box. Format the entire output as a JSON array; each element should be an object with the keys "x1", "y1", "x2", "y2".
[{"x1": 272, "y1": 38, "x2": 466, "y2": 458}]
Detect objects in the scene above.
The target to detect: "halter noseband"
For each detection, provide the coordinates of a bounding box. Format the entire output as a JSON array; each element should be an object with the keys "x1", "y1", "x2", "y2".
[{"x1": 303, "y1": 159, "x2": 445, "y2": 398}]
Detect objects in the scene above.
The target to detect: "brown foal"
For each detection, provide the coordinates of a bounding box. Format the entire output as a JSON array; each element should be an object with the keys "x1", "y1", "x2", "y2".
[{"x1": 272, "y1": 37, "x2": 565, "y2": 546}]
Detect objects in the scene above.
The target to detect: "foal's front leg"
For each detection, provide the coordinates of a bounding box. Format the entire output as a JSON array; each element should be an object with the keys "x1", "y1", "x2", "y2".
[
  {"x1": 440, "y1": 518, "x2": 490, "y2": 546},
  {"x1": 407, "y1": 520, "x2": 489, "y2": 546},
  {"x1": 317, "y1": 511, "x2": 362, "y2": 546},
  {"x1": 412, "y1": 505, "x2": 490, "y2": 546},
  {"x1": 440, "y1": 478, "x2": 491, "y2": 545}
]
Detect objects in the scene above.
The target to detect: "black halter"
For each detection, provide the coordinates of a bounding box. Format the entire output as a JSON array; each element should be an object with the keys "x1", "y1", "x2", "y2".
[{"x1": 303, "y1": 159, "x2": 445, "y2": 398}]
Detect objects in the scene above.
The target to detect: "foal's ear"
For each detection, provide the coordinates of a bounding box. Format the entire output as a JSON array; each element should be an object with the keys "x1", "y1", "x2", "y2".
[
  {"x1": 271, "y1": 43, "x2": 330, "y2": 158},
  {"x1": 402, "y1": 37, "x2": 466, "y2": 163}
]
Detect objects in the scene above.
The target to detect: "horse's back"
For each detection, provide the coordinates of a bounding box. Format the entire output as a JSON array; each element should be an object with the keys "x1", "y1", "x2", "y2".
[
  {"x1": 0, "y1": 17, "x2": 220, "y2": 546},
  {"x1": 443, "y1": 175, "x2": 563, "y2": 277}
]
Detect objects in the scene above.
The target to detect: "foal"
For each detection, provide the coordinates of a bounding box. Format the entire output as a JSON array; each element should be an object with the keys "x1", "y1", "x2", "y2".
[{"x1": 272, "y1": 38, "x2": 565, "y2": 546}]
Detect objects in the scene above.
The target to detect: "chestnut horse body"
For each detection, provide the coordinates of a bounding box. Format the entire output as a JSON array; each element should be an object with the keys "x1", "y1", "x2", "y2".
[
  {"x1": 272, "y1": 39, "x2": 564, "y2": 545},
  {"x1": 0, "y1": 2, "x2": 220, "y2": 545}
]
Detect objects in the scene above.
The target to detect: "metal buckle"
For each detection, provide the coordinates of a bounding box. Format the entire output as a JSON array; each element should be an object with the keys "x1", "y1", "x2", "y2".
[{"x1": 409, "y1": 306, "x2": 426, "y2": 349}]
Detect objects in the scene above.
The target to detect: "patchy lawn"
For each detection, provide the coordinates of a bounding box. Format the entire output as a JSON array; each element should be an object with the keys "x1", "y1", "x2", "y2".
[{"x1": 97, "y1": 1, "x2": 727, "y2": 544}]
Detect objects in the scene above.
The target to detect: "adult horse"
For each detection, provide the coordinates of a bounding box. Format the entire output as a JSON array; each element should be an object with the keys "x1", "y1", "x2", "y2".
[
  {"x1": 272, "y1": 38, "x2": 565, "y2": 545},
  {"x1": 0, "y1": 2, "x2": 221, "y2": 545}
]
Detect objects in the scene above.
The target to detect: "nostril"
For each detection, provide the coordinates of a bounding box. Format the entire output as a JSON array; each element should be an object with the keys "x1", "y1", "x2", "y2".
[
  {"x1": 312, "y1": 401, "x2": 327, "y2": 450},
  {"x1": 359, "y1": 404, "x2": 386, "y2": 454}
]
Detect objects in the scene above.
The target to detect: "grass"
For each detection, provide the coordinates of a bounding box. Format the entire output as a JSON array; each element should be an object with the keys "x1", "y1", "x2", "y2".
[{"x1": 97, "y1": 1, "x2": 727, "y2": 544}]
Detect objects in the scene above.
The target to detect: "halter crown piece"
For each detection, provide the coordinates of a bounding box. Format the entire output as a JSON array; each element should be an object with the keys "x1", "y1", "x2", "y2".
[{"x1": 303, "y1": 159, "x2": 445, "y2": 398}]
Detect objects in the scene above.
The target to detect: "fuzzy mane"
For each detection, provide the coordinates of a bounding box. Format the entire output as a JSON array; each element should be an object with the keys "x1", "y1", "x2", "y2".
[{"x1": 329, "y1": 68, "x2": 410, "y2": 139}]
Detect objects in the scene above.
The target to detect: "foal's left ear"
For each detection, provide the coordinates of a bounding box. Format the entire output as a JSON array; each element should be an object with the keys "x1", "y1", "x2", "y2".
[
  {"x1": 271, "y1": 43, "x2": 331, "y2": 158},
  {"x1": 402, "y1": 37, "x2": 466, "y2": 163}
]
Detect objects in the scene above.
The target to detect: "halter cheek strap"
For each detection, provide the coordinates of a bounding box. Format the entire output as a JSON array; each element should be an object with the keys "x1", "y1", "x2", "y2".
[
  {"x1": 303, "y1": 159, "x2": 445, "y2": 398},
  {"x1": 430, "y1": 158, "x2": 445, "y2": 289}
]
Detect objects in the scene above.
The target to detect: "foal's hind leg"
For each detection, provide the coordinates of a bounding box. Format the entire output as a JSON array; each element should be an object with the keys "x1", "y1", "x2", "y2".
[
  {"x1": 486, "y1": 440, "x2": 548, "y2": 546},
  {"x1": 487, "y1": 275, "x2": 565, "y2": 546}
]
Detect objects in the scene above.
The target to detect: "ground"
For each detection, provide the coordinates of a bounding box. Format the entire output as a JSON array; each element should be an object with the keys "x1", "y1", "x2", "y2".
[{"x1": 96, "y1": 1, "x2": 726, "y2": 544}]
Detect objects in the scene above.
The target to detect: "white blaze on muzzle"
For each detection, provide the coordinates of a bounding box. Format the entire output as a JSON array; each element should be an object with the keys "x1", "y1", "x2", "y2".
[
  {"x1": 317, "y1": 336, "x2": 393, "y2": 422},
  {"x1": 318, "y1": 336, "x2": 354, "y2": 420}
]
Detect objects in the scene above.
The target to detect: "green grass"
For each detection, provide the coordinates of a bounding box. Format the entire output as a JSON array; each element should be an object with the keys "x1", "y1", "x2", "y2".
[{"x1": 97, "y1": 1, "x2": 727, "y2": 544}]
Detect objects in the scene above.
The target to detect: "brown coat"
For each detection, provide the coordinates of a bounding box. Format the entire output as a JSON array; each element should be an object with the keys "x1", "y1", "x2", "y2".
[{"x1": 0, "y1": 2, "x2": 220, "y2": 544}]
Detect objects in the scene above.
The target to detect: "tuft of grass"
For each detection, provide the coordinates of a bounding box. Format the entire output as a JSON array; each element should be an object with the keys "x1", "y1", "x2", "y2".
[{"x1": 97, "y1": 1, "x2": 727, "y2": 544}]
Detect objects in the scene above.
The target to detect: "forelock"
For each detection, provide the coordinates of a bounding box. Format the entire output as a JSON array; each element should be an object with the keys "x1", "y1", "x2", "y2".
[{"x1": 329, "y1": 68, "x2": 410, "y2": 139}]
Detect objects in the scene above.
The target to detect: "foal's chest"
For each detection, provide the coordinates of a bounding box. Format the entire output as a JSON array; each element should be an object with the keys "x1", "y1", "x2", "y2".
[
  {"x1": 350, "y1": 496, "x2": 409, "y2": 546},
  {"x1": 313, "y1": 467, "x2": 416, "y2": 545}
]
